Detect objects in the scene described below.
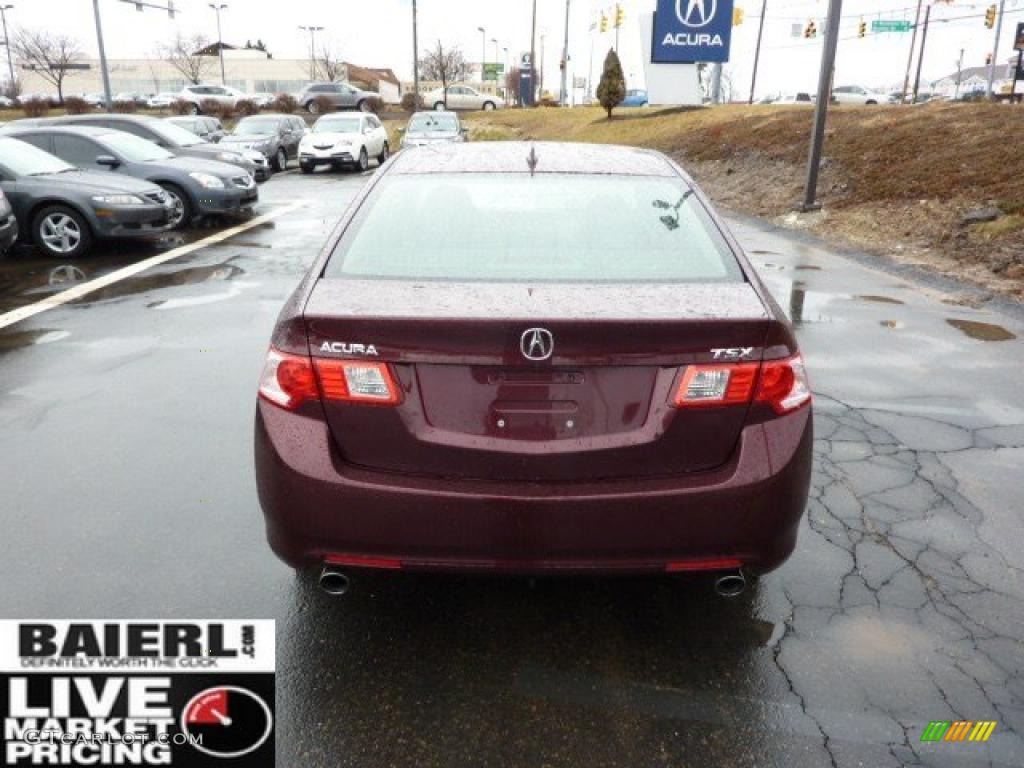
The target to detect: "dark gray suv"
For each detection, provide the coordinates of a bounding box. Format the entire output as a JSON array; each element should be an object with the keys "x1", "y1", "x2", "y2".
[
  {"x1": 9, "y1": 126, "x2": 258, "y2": 230},
  {"x1": 295, "y1": 82, "x2": 377, "y2": 114},
  {"x1": 218, "y1": 114, "x2": 307, "y2": 172}
]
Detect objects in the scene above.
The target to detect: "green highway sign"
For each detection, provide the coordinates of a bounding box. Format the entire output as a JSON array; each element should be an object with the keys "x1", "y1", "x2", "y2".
[
  {"x1": 482, "y1": 62, "x2": 505, "y2": 81},
  {"x1": 872, "y1": 19, "x2": 911, "y2": 33}
]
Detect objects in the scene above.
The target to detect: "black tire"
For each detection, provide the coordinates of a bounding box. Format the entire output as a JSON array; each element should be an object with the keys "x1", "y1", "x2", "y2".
[
  {"x1": 865, "y1": 100, "x2": 878, "y2": 105},
  {"x1": 157, "y1": 183, "x2": 192, "y2": 230},
  {"x1": 482, "y1": 101, "x2": 496, "y2": 111},
  {"x1": 32, "y1": 204, "x2": 92, "y2": 259},
  {"x1": 300, "y1": 162, "x2": 315, "y2": 174},
  {"x1": 273, "y1": 147, "x2": 288, "y2": 172},
  {"x1": 188, "y1": 102, "x2": 200, "y2": 116},
  {"x1": 357, "y1": 99, "x2": 370, "y2": 113},
  {"x1": 377, "y1": 142, "x2": 389, "y2": 164},
  {"x1": 356, "y1": 147, "x2": 369, "y2": 173},
  {"x1": 306, "y1": 100, "x2": 319, "y2": 114},
  {"x1": 433, "y1": 101, "x2": 446, "y2": 111}
]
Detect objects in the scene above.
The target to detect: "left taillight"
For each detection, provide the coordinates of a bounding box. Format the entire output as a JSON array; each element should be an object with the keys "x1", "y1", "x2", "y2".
[
  {"x1": 258, "y1": 347, "x2": 402, "y2": 410},
  {"x1": 258, "y1": 347, "x2": 319, "y2": 410}
]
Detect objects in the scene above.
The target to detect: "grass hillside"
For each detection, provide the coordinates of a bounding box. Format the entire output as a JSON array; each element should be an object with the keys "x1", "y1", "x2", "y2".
[{"x1": 466, "y1": 104, "x2": 1024, "y2": 297}]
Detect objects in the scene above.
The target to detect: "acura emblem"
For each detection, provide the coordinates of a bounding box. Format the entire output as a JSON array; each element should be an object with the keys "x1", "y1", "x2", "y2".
[
  {"x1": 676, "y1": 0, "x2": 717, "y2": 28},
  {"x1": 520, "y1": 328, "x2": 554, "y2": 361}
]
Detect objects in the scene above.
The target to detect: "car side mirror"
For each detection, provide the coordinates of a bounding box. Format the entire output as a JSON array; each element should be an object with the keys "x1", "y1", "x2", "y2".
[{"x1": 96, "y1": 155, "x2": 120, "y2": 168}]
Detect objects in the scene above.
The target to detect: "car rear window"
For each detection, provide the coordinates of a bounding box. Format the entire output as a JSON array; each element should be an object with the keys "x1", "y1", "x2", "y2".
[{"x1": 324, "y1": 173, "x2": 743, "y2": 283}]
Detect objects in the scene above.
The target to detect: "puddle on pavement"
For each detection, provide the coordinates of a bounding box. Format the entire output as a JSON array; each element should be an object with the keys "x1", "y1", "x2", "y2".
[
  {"x1": 946, "y1": 318, "x2": 1017, "y2": 341},
  {"x1": 854, "y1": 294, "x2": 905, "y2": 305},
  {"x1": 794, "y1": 264, "x2": 822, "y2": 271},
  {"x1": 880, "y1": 320, "x2": 905, "y2": 330},
  {"x1": 0, "y1": 328, "x2": 70, "y2": 353},
  {"x1": 750, "y1": 250, "x2": 779, "y2": 255},
  {"x1": 207, "y1": 240, "x2": 273, "y2": 249}
]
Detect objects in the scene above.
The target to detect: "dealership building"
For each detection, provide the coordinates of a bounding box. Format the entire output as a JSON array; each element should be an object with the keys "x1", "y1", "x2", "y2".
[{"x1": 18, "y1": 45, "x2": 402, "y2": 102}]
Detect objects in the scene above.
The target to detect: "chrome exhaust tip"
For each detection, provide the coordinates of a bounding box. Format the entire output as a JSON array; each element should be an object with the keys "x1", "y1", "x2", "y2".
[
  {"x1": 713, "y1": 569, "x2": 746, "y2": 598},
  {"x1": 318, "y1": 566, "x2": 350, "y2": 596}
]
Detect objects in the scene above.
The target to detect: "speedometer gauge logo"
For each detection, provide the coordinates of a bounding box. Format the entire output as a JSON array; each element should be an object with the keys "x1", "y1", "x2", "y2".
[{"x1": 182, "y1": 686, "x2": 274, "y2": 759}]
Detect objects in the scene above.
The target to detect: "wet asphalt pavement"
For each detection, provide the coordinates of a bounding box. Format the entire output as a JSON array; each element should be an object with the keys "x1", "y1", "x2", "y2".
[{"x1": 1, "y1": 167, "x2": 1023, "y2": 768}]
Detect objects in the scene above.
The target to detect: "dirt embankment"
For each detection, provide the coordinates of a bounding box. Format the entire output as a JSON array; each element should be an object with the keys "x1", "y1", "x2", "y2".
[{"x1": 466, "y1": 104, "x2": 1024, "y2": 298}]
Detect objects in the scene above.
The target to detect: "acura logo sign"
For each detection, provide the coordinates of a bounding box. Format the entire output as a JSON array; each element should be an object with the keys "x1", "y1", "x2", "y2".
[
  {"x1": 520, "y1": 328, "x2": 554, "y2": 361},
  {"x1": 676, "y1": 0, "x2": 717, "y2": 28}
]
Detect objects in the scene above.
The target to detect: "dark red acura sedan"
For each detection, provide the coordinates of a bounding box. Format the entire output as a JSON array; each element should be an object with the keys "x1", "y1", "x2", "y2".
[{"x1": 255, "y1": 142, "x2": 812, "y2": 595}]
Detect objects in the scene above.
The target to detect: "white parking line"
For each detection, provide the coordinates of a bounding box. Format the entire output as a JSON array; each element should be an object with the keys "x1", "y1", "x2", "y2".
[{"x1": 0, "y1": 201, "x2": 305, "y2": 332}]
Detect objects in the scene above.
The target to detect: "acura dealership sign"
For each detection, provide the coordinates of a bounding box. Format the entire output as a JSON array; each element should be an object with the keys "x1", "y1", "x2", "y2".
[{"x1": 652, "y1": 0, "x2": 734, "y2": 63}]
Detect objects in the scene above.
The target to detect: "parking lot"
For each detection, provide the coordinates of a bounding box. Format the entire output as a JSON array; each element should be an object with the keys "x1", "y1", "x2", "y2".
[{"x1": 1, "y1": 167, "x2": 1022, "y2": 767}]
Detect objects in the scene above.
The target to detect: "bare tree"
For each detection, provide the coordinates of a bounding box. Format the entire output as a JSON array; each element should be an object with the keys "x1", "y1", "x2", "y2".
[
  {"x1": 317, "y1": 45, "x2": 345, "y2": 83},
  {"x1": 158, "y1": 32, "x2": 214, "y2": 86},
  {"x1": 418, "y1": 41, "x2": 465, "y2": 107},
  {"x1": 11, "y1": 30, "x2": 84, "y2": 104}
]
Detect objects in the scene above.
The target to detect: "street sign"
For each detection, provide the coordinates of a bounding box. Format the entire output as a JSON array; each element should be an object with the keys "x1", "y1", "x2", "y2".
[
  {"x1": 482, "y1": 62, "x2": 505, "y2": 81},
  {"x1": 652, "y1": 0, "x2": 735, "y2": 64},
  {"x1": 871, "y1": 19, "x2": 911, "y2": 33}
]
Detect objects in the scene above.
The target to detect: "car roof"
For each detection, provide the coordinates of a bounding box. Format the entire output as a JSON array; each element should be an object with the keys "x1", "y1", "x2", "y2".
[
  {"x1": 22, "y1": 114, "x2": 159, "y2": 126},
  {"x1": 239, "y1": 113, "x2": 289, "y2": 119},
  {"x1": 410, "y1": 110, "x2": 459, "y2": 117},
  {"x1": 5, "y1": 124, "x2": 112, "y2": 138},
  {"x1": 390, "y1": 141, "x2": 678, "y2": 177}
]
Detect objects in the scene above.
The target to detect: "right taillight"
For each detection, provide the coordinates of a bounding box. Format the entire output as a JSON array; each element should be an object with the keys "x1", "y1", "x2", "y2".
[
  {"x1": 754, "y1": 354, "x2": 811, "y2": 414},
  {"x1": 258, "y1": 346, "x2": 402, "y2": 410}
]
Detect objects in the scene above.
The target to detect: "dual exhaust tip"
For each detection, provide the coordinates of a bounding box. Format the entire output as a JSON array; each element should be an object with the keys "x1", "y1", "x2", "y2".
[{"x1": 320, "y1": 565, "x2": 747, "y2": 598}]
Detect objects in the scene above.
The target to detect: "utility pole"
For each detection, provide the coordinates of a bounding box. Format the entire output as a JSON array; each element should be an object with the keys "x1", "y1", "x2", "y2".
[
  {"x1": 711, "y1": 62, "x2": 722, "y2": 103},
  {"x1": 299, "y1": 25, "x2": 323, "y2": 81},
  {"x1": 0, "y1": 4, "x2": 14, "y2": 89},
  {"x1": 954, "y1": 48, "x2": 964, "y2": 99},
  {"x1": 801, "y1": 0, "x2": 843, "y2": 211},
  {"x1": 748, "y1": 0, "x2": 767, "y2": 103},
  {"x1": 209, "y1": 3, "x2": 228, "y2": 85},
  {"x1": 560, "y1": 0, "x2": 570, "y2": 107},
  {"x1": 901, "y1": 0, "x2": 924, "y2": 103},
  {"x1": 91, "y1": 0, "x2": 113, "y2": 110},
  {"x1": 540, "y1": 33, "x2": 546, "y2": 97},
  {"x1": 586, "y1": 21, "x2": 595, "y2": 102},
  {"x1": 412, "y1": 0, "x2": 419, "y2": 101},
  {"x1": 529, "y1": 0, "x2": 537, "y2": 106},
  {"x1": 986, "y1": 0, "x2": 1006, "y2": 98},
  {"x1": 912, "y1": 4, "x2": 931, "y2": 103},
  {"x1": 477, "y1": 26, "x2": 485, "y2": 82}
]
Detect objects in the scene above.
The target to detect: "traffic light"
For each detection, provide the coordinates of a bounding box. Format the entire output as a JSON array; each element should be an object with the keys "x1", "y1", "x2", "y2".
[
  {"x1": 985, "y1": 4, "x2": 997, "y2": 29},
  {"x1": 804, "y1": 20, "x2": 817, "y2": 38},
  {"x1": 985, "y1": 52, "x2": 993, "y2": 65},
  {"x1": 600, "y1": 12, "x2": 608, "y2": 33},
  {"x1": 858, "y1": 20, "x2": 866, "y2": 38},
  {"x1": 733, "y1": 7, "x2": 745, "y2": 26},
  {"x1": 614, "y1": 4, "x2": 625, "y2": 28}
]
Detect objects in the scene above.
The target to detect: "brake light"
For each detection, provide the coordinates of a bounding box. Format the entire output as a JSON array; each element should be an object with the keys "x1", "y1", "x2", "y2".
[
  {"x1": 314, "y1": 359, "x2": 402, "y2": 405},
  {"x1": 672, "y1": 355, "x2": 810, "y2": 414},
  {"x1": 258, "y1": 347, "x2": 318, "y2": 410},
  {"x1": 755, "y1": 354, "x2": 811, "y2": 414},
  {"x1": 674, "y1": 362, "x2": 758, "y2": 407}
]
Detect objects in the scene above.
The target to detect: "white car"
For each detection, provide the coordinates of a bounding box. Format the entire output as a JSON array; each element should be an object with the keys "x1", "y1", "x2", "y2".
[
  {"x1": 147, "y1": 92, "x2": 180, "y2": 109},
  {"x1": 832, "y1": 85, "x2": 887, "y2": 105},
  {"x1": 423, "y1": 84, "x2": 504, "y2": 112},
  {"x1": 176, "y1": 84, "x2": 248, "y2": 114},
  {"x1": 298, "y1": 112, "x2": 389, "y2": 174}
]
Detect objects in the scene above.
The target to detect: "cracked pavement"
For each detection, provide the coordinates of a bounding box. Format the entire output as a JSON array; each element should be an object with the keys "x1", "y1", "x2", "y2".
[{"x1": 0, "y1": 172, "x2": 1021, "y2": 767}]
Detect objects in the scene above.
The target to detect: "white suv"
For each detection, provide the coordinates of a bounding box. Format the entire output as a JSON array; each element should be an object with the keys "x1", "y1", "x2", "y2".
[
  {"x1": 176, "y1": 84, "x2": 247, "y2": 114},
  {"x1": 832, "y1": 85, "x2": 887, "y2": 105}
]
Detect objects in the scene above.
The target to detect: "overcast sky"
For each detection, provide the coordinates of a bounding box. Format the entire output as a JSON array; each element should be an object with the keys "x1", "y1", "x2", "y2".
[{"x1": 11, "y1": 0, "x2": 1024, "y2": 97}]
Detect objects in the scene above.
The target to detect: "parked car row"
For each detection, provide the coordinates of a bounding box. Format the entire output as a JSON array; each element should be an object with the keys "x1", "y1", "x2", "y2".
[{"x1": 0, "y1": 113, "x2": 268, "y2": 259}]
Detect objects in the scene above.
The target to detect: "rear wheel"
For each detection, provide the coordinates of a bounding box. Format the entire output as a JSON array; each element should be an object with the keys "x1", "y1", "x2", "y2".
[
  {"x1": 188, "y1": 102, "x2": 200, "y2": 116},
  {"x1": 274, "y1": 147, "x2": 288, "y2": 172},
  {"x1": 157, "y1": 183, "x2": 191, "y2": 230},
  {"x1": 434, "y1": 101, "x2": 446, "y2": 111},
  {"x1": 377, "y1": 142, "x2": 389, "y2": 164},
  {"x1": 482, "y1": 101, "x2": 496, "y2": 111},
  {"x1": 356, "y1": 147, "x2": 369, "y2": 172},
  {"x1": 306, "y1": 100, "x2": 319, "y2": 114},
  {"x1": 357, "y1": 99, "x2": 370, "y2": 113},
  {"x1": 32, "y1": 205, "x2": 92, "y2": 259}
]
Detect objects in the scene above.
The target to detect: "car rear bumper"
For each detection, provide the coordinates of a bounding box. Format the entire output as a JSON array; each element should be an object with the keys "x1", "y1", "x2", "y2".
[{"x1": 254, "y1": 402, "x2": 813, "y2": 575}]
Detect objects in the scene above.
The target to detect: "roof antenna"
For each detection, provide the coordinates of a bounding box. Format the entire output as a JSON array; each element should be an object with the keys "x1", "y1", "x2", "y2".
[{"x1": 526, "y1": 145, "x2": 538, "y2": 177}]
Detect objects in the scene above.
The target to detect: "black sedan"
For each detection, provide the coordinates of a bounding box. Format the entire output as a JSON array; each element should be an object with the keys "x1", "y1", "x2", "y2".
[
  {"x1": 0, "y1": 136, "x2": 174, "y2": 258},
  {"x1": 8, "y1": 126, "x2": 259, "y2": 230}
]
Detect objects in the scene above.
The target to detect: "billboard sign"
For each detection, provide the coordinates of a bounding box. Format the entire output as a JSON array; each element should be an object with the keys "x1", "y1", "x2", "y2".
[
  {"x1": 652, "y1": 0, "x2": 735, "y2": 63},
  {"x1": 483, "y1": 62, "x2": 505, "y2": 81}
]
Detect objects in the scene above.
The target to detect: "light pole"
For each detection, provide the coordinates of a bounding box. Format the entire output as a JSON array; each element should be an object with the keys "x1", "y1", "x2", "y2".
[
  {"x1": 0, "y1": 4, "x2": 14, "y2": 88},
  {"x1": 986, "y1": 0, "x2": 1006, "y2": 98},
  {"x1": 477, "y1": 26, "x2": 485, "y2": 82},
  {"x1": 529, "y1": 0, "x2": 537, "y2": 106},
  {"x1": 559, "y1": 0, "x2": 570, "y2": 107},
  {"x1": 954, "y1": 48, "x2": 964, "y2": 99},
  {"x1": 209, "y1": 3, "x2": 228, "y2": 86},
  {"x1": 748, "y1": 0, "x2": 767, "y2": 103},
  {"x1": 298, "y1": 25, "x2": 323, "y2": 81},
  {"x1": 540, "y1": 33, "x2": 546, "y2": 97},
  {"x1": 91, "y1": 0, "x2": 113, "y2": 110},
  {"x1": 801, "y1": 0, "x2": 843, "y2": 211},
  {"x1": 901, "y1": 0, "x2": 924, "y2": 103},
  {"x1": 412, "y1": 0, "x2": 419, "y2": 101}
]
